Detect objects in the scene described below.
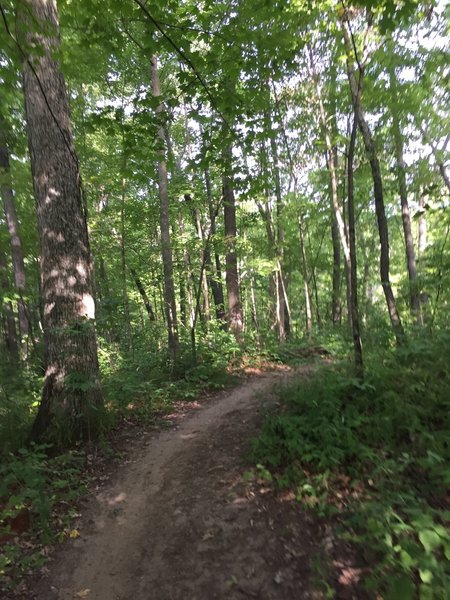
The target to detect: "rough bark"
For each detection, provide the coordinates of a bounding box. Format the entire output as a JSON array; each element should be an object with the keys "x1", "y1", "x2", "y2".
[
  {"x1": 388, "y1": 65, "x2": 420, "y2": 318},
  {"x1": 0, "y1": 114, "x2": 30, "y2": 339},
  {"x1": 18, "y1": 0, "x2": 102, "y2": 443},
  {"x1": 222, "y1": 146, "x2": 243, "y2": 339},
  {"x1": 342, "y1": 22, "x2": 405, "y2": 344},
  {"x1": 150, "y1": 55, "x2": 179, "y2": 356}
]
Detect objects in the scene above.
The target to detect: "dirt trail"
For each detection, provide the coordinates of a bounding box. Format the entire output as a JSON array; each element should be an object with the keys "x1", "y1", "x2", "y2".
[{"x1": 32, "y1": 367, "x2": 324, "y2": 600}]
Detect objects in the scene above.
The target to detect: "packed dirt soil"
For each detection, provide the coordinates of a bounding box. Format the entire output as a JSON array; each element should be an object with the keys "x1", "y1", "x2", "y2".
[{"x1": 24, "y1": 365, "x2": 354, "y2": 600}]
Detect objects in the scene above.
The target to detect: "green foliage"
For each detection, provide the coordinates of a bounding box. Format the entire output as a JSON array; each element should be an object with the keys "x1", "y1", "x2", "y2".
[
  {"x1": 0, "y1": 445, "x2": 86, "y2": 590},
  {"x1": 0, "y1": 365, "x2": 40, "y2": 455},
  {"x1": 100, "y1": 325, "x2": 241, "y2": 422},
  {"x1": 252, "y1": 331, "x2": 450, "y2": 596}
]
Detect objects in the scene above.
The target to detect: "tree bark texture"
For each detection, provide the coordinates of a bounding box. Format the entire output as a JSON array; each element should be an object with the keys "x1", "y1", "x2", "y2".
[{"x1": 19, "y1": 0, "x2": 103, "y2": 443}]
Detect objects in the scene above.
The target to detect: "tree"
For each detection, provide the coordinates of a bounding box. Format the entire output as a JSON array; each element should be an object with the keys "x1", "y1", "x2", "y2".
[
  {"x1": 223, "y1": 143, "x2": 243, "y2": 339},
  {"x1": 151, "y1": 54, "x2": 179, "y2": 357},
  {"x1": 17, "y1": 0, "x2": 103, "y2": 443},
  {"x1": 0, "y1": 112, "x2": 30, "y2": 343},
  {"x1": 341, "y1": 13, "x2": 405, "y2": 344}
]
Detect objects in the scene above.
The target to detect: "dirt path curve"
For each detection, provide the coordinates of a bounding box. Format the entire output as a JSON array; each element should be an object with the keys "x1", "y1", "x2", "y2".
[{"x1": 33, "y1": 367, "x2": 322, "y2": 600}]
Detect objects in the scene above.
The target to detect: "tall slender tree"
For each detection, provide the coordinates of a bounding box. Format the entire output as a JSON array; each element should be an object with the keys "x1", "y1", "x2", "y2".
[
  {"x1": 151, "y1": 55, "x2": 179, "y2": 357},
  {"x1": 0, "y1": 113, "x2": 30, "y2": 342}
]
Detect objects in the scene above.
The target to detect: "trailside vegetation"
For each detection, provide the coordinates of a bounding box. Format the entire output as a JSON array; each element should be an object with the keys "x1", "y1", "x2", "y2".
[{"x1": 0, "y1": 0, "x2": 448, "y2": 594}]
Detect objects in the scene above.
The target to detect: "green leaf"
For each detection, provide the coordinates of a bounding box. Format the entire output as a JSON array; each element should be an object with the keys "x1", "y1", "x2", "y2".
[
  {"x1": 418, "y1": 530, "x2": 441, "y2": 554},
  {"x1": 443, "y1": 543, "x2": 450, "y2": 561},
  {"x1": 387, "y1": 575, "x2": 415, "y2": 600},
  {"x1": 419, "y1": 569, "x2": 433, "y2": 584}
]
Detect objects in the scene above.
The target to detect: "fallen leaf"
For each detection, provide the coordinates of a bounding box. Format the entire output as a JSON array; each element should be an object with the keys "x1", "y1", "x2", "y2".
[
  {"x1": 75, "y1": 589, "x2": 91, "y2": 598},
  {"x1": 69, "y1": 529, "x2": 80, "y2": 539}
]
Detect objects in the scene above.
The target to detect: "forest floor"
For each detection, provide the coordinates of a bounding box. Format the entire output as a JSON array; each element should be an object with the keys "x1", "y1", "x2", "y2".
[{"x1": 19, "y1": 363, "x2": 360, "y2": 600}]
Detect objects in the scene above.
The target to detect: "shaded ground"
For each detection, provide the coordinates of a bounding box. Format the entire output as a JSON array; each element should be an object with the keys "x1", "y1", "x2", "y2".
[{"x1": 21, "y1": 365, "x2": 355, "y2": 600}]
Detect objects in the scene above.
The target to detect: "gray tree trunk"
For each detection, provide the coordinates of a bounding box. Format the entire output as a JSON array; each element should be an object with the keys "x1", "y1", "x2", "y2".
[{"x1": 18, "y1": 0, "x2": 103, "y2": 443}]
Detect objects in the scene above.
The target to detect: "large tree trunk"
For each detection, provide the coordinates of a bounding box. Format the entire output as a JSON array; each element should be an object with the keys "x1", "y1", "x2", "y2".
[
  {"x1": 388, "y1": 65, "x2": 421, "y2": 319},
  {"x1": 341, "y1": 21, "x2": 405, "y2": 344},
  {"x1": 0, "y1": 114, "x2": 30, "y2": 341},
  {"x1": 18, "y1": 0, "x2": 102, "y2": 444},
  {"x1": 222, "y1": 146, "x2": 243, "y2": 339},
  {"x1": 150, "y1": 55, "x2": 179, "y2": 357},
  {"x1": 347, "y1": 117, "x2": 364, "y2": 376}
]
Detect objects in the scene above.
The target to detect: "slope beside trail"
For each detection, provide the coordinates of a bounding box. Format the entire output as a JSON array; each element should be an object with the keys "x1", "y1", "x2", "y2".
[{"x1": 31, "y1": 366, "x2": 327, "y2": 600}]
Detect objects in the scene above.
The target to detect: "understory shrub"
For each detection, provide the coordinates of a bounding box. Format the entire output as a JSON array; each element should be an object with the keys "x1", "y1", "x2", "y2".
[{"x1": 252, "y1": 331, "x2": 450, "y2": 598}]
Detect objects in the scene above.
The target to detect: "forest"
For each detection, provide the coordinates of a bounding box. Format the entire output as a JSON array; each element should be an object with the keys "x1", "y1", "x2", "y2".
[{"x1": 0, "y1": 0, "x2": 449, "y2": 597}]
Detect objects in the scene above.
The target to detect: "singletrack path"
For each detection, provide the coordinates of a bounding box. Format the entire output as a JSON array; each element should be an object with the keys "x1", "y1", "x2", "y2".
[{"x1": 32, "y1": 366, "x2": 324, "y2": 600}]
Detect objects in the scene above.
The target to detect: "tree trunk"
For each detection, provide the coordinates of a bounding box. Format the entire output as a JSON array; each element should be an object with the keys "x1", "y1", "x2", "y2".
[
  {"x1": 120, "y1": 173, "x2": 132, "y2": 348},
  {"x1": 269, "y1": 123, "x2": 288, "y2": 340},
  {"x1": 417, "y1": 191, "x2": 429, "y2": 313},
  {"x1": 205, "y1": 168, "x2": 226, "y2": 323},
  {"x1": 308, "y1": 45, "x2": 350, "y2": 326},
  {"x1": 0, "y1": 114, "x2": 30, "y2": 340},
  {"x1": 347, "y1": 117, "x2": 364, "y2": 377},
  {"x1": 0, "y1": 242, "x2": 18, "y2": 358},
  {"x1": 222, "y1": 146, "x2": 243, "y2": 339},
  {"x1": 186, "y1": 194, "x2": 211, "y2": 323},
  {"x1": 18, "y1": 0, "x2": 102, "y2": 444},
  {"x1": 150, "y1": 55, "x2": 179, "y2": 357},
  {"x1": 341, "y1": 21, "x2": 405, "y2": 344},
  {"x1": 298, "y1": 212, "x2": 313, "y2": 337},
  {"x1": 130, "y1": 268, "x2": 155, "y2": 321},
  {"x1": 388, "y1": 65, "x2": 421, "y2": 319}
]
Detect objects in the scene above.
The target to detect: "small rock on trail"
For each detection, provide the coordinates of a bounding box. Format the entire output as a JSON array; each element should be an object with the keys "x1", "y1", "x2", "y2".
[{"x1": 29, "y1": 367, "x2": 325, "y2": 600}]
